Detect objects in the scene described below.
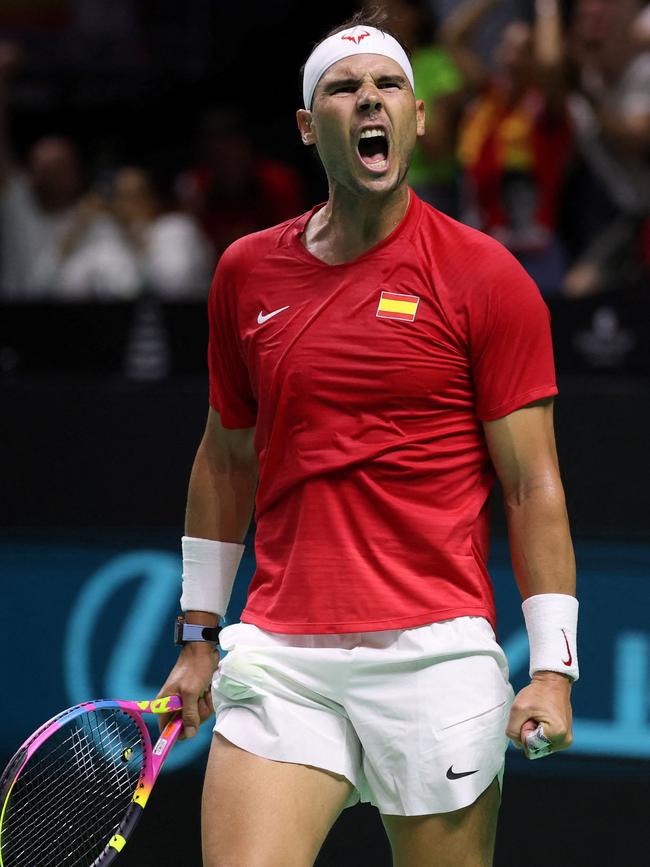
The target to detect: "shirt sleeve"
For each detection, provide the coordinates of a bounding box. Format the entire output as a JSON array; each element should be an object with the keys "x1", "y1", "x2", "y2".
[
  {"x1": 468, "y1": 245, "x2": 558, "y2": 421},
  {"x1": 207, "y1": 246, "x2": 257, "y2": 428}
]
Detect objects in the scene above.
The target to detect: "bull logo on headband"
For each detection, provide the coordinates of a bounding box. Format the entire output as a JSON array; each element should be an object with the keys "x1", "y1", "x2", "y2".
[{"x1": 341, "y1": 31, "x2": 370, "y2": 45}]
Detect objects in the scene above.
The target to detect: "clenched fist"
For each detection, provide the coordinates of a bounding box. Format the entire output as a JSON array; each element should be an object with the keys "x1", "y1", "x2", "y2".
[{"x1": 507, "y1": 670, "x2": 573, "y2": 758}]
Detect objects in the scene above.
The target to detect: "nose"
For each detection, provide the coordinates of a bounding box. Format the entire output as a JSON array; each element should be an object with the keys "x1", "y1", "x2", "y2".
[{"x1": 357, "y1": 85, "x2": 383, "y2": 114}]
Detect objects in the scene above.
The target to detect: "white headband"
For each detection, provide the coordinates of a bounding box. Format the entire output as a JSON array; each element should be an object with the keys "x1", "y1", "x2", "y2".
[{"x1": 302, "y1": 25, "x2": 415, "y2": 110}]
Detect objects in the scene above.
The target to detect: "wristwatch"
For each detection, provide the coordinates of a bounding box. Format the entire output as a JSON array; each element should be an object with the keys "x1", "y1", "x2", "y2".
[{"x1": 174, "y1": 615, "x2": 221, "y2": 646}]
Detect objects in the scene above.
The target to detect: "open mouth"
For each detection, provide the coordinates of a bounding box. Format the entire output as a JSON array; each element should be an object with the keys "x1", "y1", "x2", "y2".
[{"x1": 357, "y1": 128, "x2": 389, "y2": 171}]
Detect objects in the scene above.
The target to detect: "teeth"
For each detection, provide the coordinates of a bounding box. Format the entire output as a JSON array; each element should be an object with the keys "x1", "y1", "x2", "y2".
[{"x1": 360, "y1": 129, "x2": 386, "y2": 139}]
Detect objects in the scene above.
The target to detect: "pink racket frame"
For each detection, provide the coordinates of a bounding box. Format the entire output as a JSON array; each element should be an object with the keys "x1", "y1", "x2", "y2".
[{"x1": 0, "y1": 696, "x2": 183, "y2": 866}]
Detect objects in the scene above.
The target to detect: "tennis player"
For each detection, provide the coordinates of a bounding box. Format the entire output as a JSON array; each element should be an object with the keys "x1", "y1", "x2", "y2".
[{"x1": 158, "y1": 10, "x2": 578, "y2": 866}]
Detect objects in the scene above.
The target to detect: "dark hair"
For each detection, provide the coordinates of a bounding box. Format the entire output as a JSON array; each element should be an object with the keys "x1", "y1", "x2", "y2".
[
  {"x1": 322, "y1": 6, "x2": 403, "y2": 44},
  {"x1": 299, "y1": 5, "x2": 411, "y2": 102}
]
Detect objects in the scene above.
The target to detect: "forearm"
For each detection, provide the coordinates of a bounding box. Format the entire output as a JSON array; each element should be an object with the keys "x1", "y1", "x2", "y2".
[
  {"x1": 502, "y1": 476, "x2": 580, "y2": 693},
  {"x1": 485, "y1": 401, "x2": 577, "y2": 713},
  {"x1": 182, "y1": 430, "x2": 256, "y2": 624},
  {"x1": 505, "y1": 480, "x2": 576, "y2": 600}
]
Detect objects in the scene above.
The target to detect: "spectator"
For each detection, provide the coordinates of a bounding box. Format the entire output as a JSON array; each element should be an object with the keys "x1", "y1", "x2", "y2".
[
  {"x1": 632, "y1": 3, "x2": 650, "y2": 50},
  {"x1": 111, "y1": 166, "x2": 213, "y2": 299},
  {"x1": 0, "y1": 42, "x2": 139, "y2": 300},
  {"x1": 177, "y1": 108, "x2": 307, "y2": 259},
  {"x1": 562, "y1": 0, "x2": 650, "y2": 297},
  {"x1": 383, "y1": 0, "x2": 465, "y2": 216},
  {"x1": 444, "y1": 0, "x2": 571, "y2": 295}
]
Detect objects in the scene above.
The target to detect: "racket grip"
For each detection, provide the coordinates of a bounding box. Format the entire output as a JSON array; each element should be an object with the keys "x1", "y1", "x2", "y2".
[
  {"x1": 151, "y1": 713, "x2": 184, "y2": 775},
  {"x1": 524, "y1": 723, "x2": 552, "y2": 760},
  {"x1": 128, "y1": 695, "x2": 182, "y2": 714}
]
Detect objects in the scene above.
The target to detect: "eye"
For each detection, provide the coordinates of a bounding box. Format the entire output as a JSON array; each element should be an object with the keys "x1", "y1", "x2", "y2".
[
  {"x1": 379, "y1": 80, "x2": 402, "y2": 90},
  {"x1": 332, "y1": 85, "x2": 357, "y2": 94}
]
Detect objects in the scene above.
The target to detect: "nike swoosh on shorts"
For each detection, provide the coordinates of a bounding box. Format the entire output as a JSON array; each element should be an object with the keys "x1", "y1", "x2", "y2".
[{"x1": 446, "y1": 766, "x2": 480, "y2": 780}]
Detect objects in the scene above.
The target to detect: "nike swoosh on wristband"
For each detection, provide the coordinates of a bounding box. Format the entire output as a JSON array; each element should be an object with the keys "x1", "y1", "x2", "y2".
[
  {"x1": 446, "y1": 766, "x2": 479, "y2": 780},
  {"x1": 257, "y1": 306, "x2": 290, "y2": 324},
  {"x1": 561, "y1": 628, "x2": 573, "y2": 666}
]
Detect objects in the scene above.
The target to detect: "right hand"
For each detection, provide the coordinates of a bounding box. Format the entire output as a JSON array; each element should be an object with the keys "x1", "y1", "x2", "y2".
[{"x1": 156, "y1": 642, "x2": 220, "y2": 739}]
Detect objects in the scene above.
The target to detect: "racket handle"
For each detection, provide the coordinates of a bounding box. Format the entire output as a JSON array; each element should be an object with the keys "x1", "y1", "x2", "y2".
[
  {"x1": 524, "y1": 722, "x2": 552, "y2": 760},
  {"x1": 120, "y1": 695, "x2": 183, "y2": 715},
  {"x1": 151, "y1": 713, "x2": 184, "y2": 775}
]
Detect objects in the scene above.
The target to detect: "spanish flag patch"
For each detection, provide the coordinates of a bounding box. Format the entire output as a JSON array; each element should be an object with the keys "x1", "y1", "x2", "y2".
[{"x1": 376, "y1": 290, "x2": 420, "y2": 322}]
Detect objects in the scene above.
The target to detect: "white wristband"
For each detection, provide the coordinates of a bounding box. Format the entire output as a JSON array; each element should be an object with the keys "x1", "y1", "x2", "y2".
[
  {"x1": 522, "y1": 593, "x2": 579, "y2": 682},
  {"x1": 180, "y1": 536, "x2": 244, "y2": 616}
]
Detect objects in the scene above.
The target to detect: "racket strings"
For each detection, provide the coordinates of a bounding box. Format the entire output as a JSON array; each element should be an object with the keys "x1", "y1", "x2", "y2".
[
  {"x1": 4, "y1": 711, "x2": 144, "y2": 864},
  {"x1": 6, "y1": 714, "x2": 141, "y2": 829},
  {"x1": 9, "y1": 714, "x2": 140, "y2": 818},
  {"x1": 8, "y1": 715, "x2": 143, "y2": 863},
  {"x1": 1, "y1": 708, "x2": 147, "y2": 867}
]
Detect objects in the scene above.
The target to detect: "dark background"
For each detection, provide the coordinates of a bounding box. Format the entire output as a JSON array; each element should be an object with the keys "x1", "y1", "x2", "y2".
[{"x1": 1, "y1": 1, "x2": 650, "y2": 865}]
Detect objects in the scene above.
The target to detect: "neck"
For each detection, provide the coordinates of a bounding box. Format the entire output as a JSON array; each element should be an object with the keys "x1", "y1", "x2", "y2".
[{"x1": 303, "y1": 183, "x2": 410, "y2": 265}]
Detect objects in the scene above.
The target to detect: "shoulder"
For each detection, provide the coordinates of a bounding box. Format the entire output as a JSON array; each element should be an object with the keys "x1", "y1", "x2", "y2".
[
  {"x1": 209, "y1": 212, "x2": 308, "y2": 309},
  {"x1": 217, "y1": 213, "x2": 303, "y2": 278},
  {"x1": 412, "y1": 198, "x2": 529, "y2": 285},
  {"x1": 409, "y1": 198, "x2": 547, "y2": 344}
]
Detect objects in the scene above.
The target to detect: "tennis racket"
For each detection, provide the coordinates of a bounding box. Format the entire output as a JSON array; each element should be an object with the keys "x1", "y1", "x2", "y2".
[
  {"x1": 0, "y1": 695, "x2": 183, "y2": 867},
  {"x1": 524, "y1": 722, "x2": 552, "y2": 760}
]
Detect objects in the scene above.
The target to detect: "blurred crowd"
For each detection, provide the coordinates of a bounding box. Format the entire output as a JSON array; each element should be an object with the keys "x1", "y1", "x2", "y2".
[
  {"x1": 0, "y1": 0, "x2": 648, "y2": 303},
  {"x1": 393, "y1": 0, "x2": 650, "y2": 298}
]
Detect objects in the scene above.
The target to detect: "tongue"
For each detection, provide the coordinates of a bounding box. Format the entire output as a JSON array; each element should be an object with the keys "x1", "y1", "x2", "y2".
[{"x1": 358, "y1": 137, "x2": 387, "y2": 165}]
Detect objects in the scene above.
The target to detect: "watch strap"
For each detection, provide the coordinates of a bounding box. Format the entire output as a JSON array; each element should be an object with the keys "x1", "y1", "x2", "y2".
[{"x1": 174, "y1": 616, "x2": 220, "y2": 645}]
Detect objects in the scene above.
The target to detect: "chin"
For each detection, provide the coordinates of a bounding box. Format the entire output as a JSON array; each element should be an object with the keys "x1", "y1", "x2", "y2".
[{"x1": 355, "y1": 166, "x2": 402, "y2": 192}]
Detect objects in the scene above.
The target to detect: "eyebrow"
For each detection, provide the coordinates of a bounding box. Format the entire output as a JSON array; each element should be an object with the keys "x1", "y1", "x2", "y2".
[{"x1": 323, "y1": 73, "x2": 408, "y2": 89}]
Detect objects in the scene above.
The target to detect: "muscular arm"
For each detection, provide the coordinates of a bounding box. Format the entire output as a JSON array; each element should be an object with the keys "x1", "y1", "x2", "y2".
[
  {"x1": 182, "y1": 406, "x2": 257, "y2": 628},
  {"x1": 185, "y1": 407, "x2": 257, "y2": 543},
  {"x1": 483, "y1": 397, "x2": 575, "y2": 600},
  {"x1": 483, "y1": 397, "x2": 575, "y2": 751},
  {"x1": 157, "y1": 408, "x2": 257, "y2": 736}
]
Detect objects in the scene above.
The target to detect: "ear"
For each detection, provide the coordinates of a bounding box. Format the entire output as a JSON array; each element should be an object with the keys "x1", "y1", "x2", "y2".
[
  {"x1": 296, "y1": 109, "x2": 316, "y2": 145},
  {"x1": 415, "y1": 98, "x2": 425, "y2": 138}
]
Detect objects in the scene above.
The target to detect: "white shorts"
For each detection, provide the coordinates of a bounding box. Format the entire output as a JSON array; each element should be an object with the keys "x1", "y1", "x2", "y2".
[{"x1": 212, "y1": 616, "x2": 514, "y2": 816}]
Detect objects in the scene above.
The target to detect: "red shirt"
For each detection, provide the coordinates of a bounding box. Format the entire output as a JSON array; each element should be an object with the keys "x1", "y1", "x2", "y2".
[{"x1": 208, "y1": 192, "x2": 557, "y2": 633}]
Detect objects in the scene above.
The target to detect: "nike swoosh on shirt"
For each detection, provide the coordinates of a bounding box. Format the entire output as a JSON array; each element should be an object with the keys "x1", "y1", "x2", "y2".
[
  {"x1": 446, "y1": 766, "x2": 479, "y2": 780},
  {"x1": 257, "y1": 306, "x2": 290, "y2": 325}
]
